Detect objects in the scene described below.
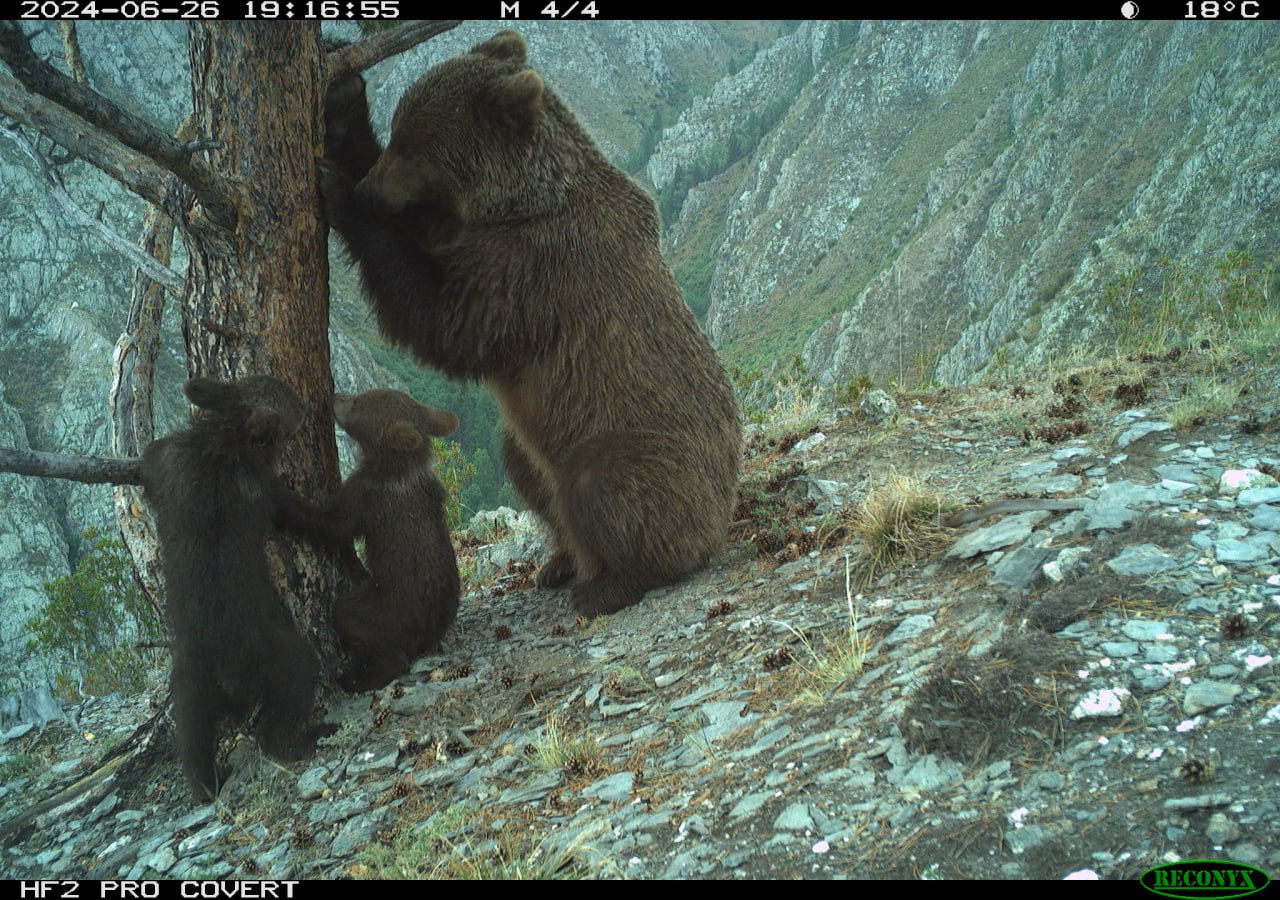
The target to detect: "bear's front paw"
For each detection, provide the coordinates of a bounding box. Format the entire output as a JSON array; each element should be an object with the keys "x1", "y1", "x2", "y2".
[
  {"x1": 318, "y1": 159, "x2": 355, "y2": 213},
  {"x1": 323, "y1": 73, "x2": 370, "y2": 143}
]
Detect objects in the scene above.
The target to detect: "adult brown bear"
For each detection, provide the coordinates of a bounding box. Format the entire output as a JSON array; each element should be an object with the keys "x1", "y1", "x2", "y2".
[
  {"x1": 328, "y1": 389, "x2": 461, "y2": 691},
  {"x1": 138, "y1": 376, "x2": 332, "y2": 800},
  {"x1": 321, "y1": 30, "x2": 742, "y2": 616}
]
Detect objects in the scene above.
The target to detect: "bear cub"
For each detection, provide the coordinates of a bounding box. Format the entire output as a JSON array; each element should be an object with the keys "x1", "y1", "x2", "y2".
[
  {"x1": 328, "y1": 389, "x2": 461, "y2": 692},
  {"x1": 321, "y1": 30, "x2": 743, "y2": 618},
  {"x1": 139, "y1": 375, "x2": 330, "y2": 801}
]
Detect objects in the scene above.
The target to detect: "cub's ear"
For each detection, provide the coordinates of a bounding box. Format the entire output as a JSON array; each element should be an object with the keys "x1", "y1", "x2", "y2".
[
  {"x1": 418, "y1": 406, "x2": 459, "y2": 438},
  {"x1": 488, "y1": 70, "x2": 543, "y2": 138},
  {"x1": 183, "y1": 377, "x2": 239, "y2": 412},
  {"x1": 473, "y1": 29, "x2": 527, "y2": 63},
  {"x1": 383, "y1": 422, "x2": 424, "y2": 455},
  {"x1": 245, "y1": 408, "x2": 283, "y2": 446}
]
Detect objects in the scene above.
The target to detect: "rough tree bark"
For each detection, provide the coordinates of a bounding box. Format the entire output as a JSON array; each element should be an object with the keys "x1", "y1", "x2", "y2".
[{"x1": 179, "y1": 23, "x2": 345, "y2": 664}]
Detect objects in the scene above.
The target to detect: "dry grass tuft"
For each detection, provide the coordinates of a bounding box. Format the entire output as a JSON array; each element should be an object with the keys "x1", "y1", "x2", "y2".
[{"x1": 849, "y1": 472, "x2": 959, "y2": 585}]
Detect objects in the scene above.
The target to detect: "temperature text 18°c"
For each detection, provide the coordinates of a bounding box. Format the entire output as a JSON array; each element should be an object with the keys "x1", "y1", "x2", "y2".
[{"x1": 1185, "y1": 0, "x2": 1261, "y2": 16}]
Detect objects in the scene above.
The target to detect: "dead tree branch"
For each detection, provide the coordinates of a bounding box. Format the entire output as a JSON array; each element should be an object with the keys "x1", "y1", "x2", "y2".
[
  {"x1": 0, "y1": 74, "x2": 190, "y2": 222},
  {"x1": 0, "y1": 448, "x2": 141, "y2": 486},
  {"x1": 0, "y1": 22, "x2": 235, "y2": 228},
  {"x1": 111, "y1": 115, "x2": 197, "y2": 617},
  {"x1": 0, "y1": 124, "x2": 184, "y2": 295},
  {"x1": 324, "y1": 20, "x2": 461, "y2": 83}
]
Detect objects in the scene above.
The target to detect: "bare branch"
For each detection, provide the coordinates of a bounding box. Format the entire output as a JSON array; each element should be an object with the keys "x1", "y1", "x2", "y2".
[
  {"x1": 0, "y1": 73, "x2": 184, "y2": 218},
  {"x1": 112, "y1": 117, "x2": 195, "y2": 617},
  {"x1": 325, "y1": 20, "x2": 461, "y2": 83},
  {"x1": 0, "y1": 125, "x2": 183, "y2": 294},
  {"x1": 0, "y1": 23, "x2": 235, "y2": 228},
  {"x1": 0, "y1": 448, "x2": 141, "y2": 486}
]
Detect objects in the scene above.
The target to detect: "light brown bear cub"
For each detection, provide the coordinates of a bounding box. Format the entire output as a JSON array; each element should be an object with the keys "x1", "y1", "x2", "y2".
[
  {"x1": 328, "y1": 389, "x2": 461, "y2": 691},
  {"x1": 321, "y1": 29, "x2": 743, "y2": 617}
]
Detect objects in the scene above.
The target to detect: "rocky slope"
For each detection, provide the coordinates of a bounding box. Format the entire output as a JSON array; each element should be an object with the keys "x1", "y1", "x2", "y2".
[
  {"x1": 660, "y1": 21, "x2": 1280, "y2": 389},
  {"x1": 1, "y1": 349, "x2": 1277, "y2": 880}
]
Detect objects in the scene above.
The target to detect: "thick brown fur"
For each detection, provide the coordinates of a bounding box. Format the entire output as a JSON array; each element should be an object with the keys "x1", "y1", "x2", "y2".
[
  {"x1": 138, "y1": 376, "x2": 330, "y2": 801},
  {"x1": 321, "y1": 30, "x2": 742, "y2": 616},
  {"x1": 328, "y1": 389, "x2": 461, "y2": 691}
]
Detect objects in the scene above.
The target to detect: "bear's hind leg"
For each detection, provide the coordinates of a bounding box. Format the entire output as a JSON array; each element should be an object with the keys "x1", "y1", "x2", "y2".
[
  {"x1": 502, "y1": 430, "x2": 577, "y2": 588},
  {"x1": 253, "y1": 628, "x2": 321, "y2": 762},
  {"x1": 556, "y1": 431, "x2": 720, "y2": 616},
  {"x1": 171, "y1": 664, "x2": 221, "y2": 801}
]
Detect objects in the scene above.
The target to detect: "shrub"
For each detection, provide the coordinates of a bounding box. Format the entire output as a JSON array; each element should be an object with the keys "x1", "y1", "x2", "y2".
[{"x1": 29, "y1": 528, "x2": 163, "y2": 698}]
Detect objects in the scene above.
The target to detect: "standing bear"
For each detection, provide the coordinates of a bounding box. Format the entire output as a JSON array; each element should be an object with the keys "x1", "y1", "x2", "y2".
[
  {"x1": 328, "y1": 389, "x2": 461, "y2": 691},
  {"x1": 138, "y1": 376, "x2": 332, "y2": 801},
  {"x1": 321, "y1": 29, "x2": 743, "y2": 616}
]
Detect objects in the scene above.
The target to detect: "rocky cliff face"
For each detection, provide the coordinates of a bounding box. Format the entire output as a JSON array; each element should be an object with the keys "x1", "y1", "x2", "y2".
[{"x1": 660, "y1": 21, "x2": 1280, "y2": 389}]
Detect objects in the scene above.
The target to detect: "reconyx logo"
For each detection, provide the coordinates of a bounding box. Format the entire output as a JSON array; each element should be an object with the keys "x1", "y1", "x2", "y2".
[{"x1": 1141, "y1": 860, "x2": 1270, "y2": 899}]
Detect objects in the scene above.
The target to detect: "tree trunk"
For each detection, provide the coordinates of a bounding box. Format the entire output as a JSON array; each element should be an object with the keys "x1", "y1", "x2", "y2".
[{"x1": 183, "y1": 23, "x2": 343, "y2": 672}]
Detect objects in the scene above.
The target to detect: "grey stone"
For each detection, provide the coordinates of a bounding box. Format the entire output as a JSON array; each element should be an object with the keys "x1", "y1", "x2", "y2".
[
  {"x1": 498, "y1": 772, "x2": 563, "y2": 805},
  {"x1": 297, "y1": 766, "x2": 329, "y2": 801},
  {"x1": 582, "y1": 772, "x2": 634, "y2": 804},
  {"x1": 1117, "y1": 420, "x2": 1172, "y2": 448},
  {"x1": 889, "y1": 753, "x2": 964, "y2": 792},
  {"x1": 1006, "y1": 824, "x2": 1051, "y2": 855},
  {"x1": 332, "y1": 809, "x2": 388, "y2": 857},
  {"x1": 1100, "y1": 641, "x2": 1140, "y2": 657},
  {"x1": 991, "y1": 542, "x2": 1053, "y2": 590},
  {"x1": 1205, "y1": 812, "x2": 1241, "y2": 844},
  {"x1": 1154, "y1": 464, "x2": 1206, "y2": 484},
  {"x1": 859, "y1": 390, "x2": 897, "y2": 424},
  {"x1": 1105, "y1": 544, "x2": 1179, "y2": 575},
  {"x1": 177, "y1": 824, "x2": 232, "y2": 857},
  {"x1": 729, "y1": 790, "x2": 773, "y2": 819},
  {"x1": 1184, "y1": 681, "x2": 1242, "y2": 714},
  {"x1": 1093, "y1": 480, "x2": 1162, "y2": 509},
  {"x1": 791, "y1": 432, "x2": 827, "y2": 453},
  {"x1": 1236, "y1": 487, "x2": 1280, "y2": 506},
  {"x1": 1250, "y1": 506, "x2": 1280, "y2": 530},
  {"x1": 773, "y1": 802, "x2": 815, "y2": 831},
  {"x1": 1215, "y1": 538, "x2": 1265, "y2": 563},
  {"x1": 1032, "y1": 771, "x2": 1066, "y2": 791},
  {"x1": 1084, "y1": 505, "x2": 1140, "y2": 532},
  {"x1": 884, "y1": 614, "x2": 935, "y2": 646},
  {"x1": 1123, "y1": 620, "x2": 1170, "y2": 641},
  {"x1": 947, "y1": 511, "x2": 1050, "y2": 559},
  {"x1": 787, "y1": 475, "x2": 848, "y2": 510},
  {"x1": 698, "y1": 700, "x2": 759, "y2": 743}
]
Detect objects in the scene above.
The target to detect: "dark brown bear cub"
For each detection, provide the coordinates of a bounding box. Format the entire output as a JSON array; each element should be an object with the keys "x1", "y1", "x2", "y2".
[
  {"x1": 139, "y1": 376, "x2": 329, "y2": 801},
  {"x1": 321, "y1": 29, "x2": 742, "y2": 617},
  {"x1": 329, "y1": 389, "x2": 461, "y2": 691}
]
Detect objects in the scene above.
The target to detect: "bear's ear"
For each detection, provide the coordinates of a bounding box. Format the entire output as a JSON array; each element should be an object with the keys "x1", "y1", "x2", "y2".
[
  {"x1": 473, "y1": 29, "x2": 527, "y2": 63},
  {"x1": 245, "y1": 408, "x2": 283, "y2": 446},
  {"x1": 184, "y1": 377, "x2": 239, "y2": 412},
  {"x1": 383, "y1": 422, "x2": 424, "y2": 455},
  {"x1": 418, "y1": 406, "x2": 459, "y2": 438},
  {"x1": 489, "y1": 70, "x2": 543, "y2": 138}
]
